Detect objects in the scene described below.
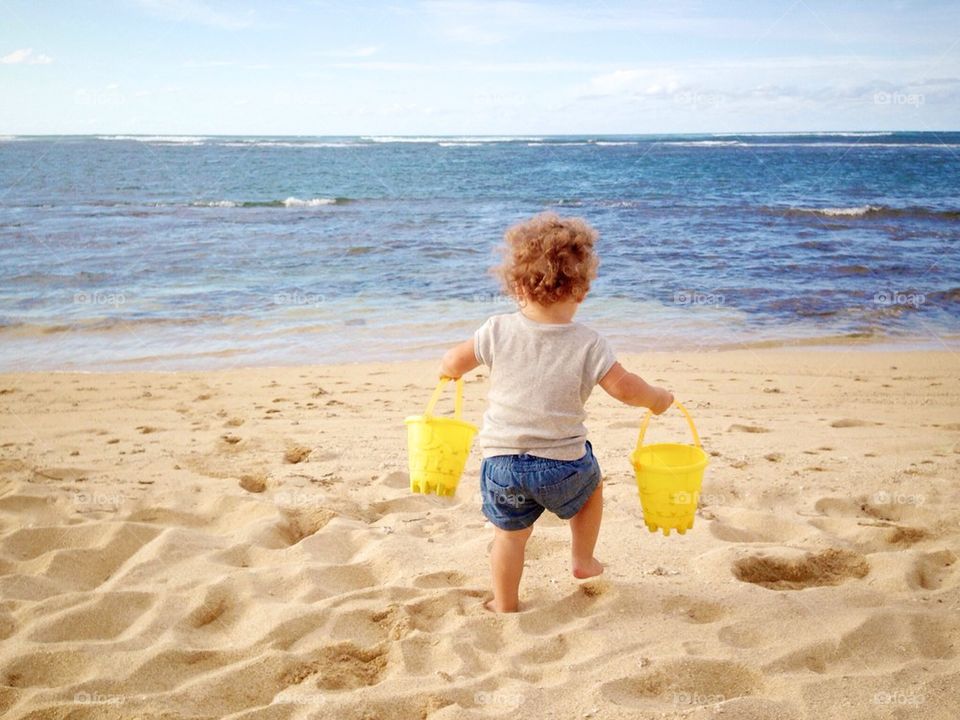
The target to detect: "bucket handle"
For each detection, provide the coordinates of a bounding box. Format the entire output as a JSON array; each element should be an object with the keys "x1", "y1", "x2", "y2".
[
  {"x1": 425, "y1": 377, "x2": 464, "y2": 419},
  {"x1": 635, "y1": 401, "x2": 702, "y2": 455}
]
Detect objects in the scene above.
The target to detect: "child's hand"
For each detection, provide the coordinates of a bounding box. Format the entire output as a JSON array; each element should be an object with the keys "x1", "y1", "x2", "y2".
[{"x1": 650, "y1": 388, "x2": 674, "y2": 415}]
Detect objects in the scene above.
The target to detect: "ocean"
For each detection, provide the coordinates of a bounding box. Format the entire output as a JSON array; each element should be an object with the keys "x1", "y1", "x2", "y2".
[{"x1": 0, "y1": 132, "x2": 957, "y2": 371}]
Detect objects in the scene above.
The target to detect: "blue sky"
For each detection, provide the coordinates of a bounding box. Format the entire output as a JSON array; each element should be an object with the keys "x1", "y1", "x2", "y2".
[{"x1": 1, "y1": 0, "x2": 958, "y2": 134}]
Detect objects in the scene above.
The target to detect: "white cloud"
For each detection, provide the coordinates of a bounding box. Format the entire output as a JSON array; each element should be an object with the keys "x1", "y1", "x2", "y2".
[
  {"x1": 582, "y1": 54, "x2": 960, "y2": 104},
  {"x1": 1, "y1": 48, "x2": 53, "y2": 65},
  {"x1": 416, "y1": 1, "x2": 750, "y2": 45},
  {"x1": 323, "y1": 59, "x2": 610, "y2": 73},
  {"x1": 136, "y1": 0, "x2": 254, "y2": 30}
]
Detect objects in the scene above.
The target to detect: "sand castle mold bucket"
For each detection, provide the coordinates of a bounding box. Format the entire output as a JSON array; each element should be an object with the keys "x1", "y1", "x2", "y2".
[
  {"x1": 405, "y1": 377, "x2": 478, "y2": 496},
  {"x1": 630, "y1": 401, "x2": 708, "y2": 536}
]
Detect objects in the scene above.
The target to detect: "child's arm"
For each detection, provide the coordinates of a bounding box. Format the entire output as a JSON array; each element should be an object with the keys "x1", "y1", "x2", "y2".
[
  {"x1": 598, "y1": 362, "x2": 673, "y2": 414},
  {"x1": 438, "y1": 338, "x2": 481, "y2": 379}
]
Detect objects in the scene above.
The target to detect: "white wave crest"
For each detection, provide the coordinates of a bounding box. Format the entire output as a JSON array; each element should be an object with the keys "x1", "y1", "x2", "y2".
[
  {"x1": 661, "y1": 140, "x2": 960, "y2": 149},
  {"x1": 659, "y1": 140, "x2": 744, "y2": 147},
  {"x1": 282, "y1": 197, "x2": 337, "y2": 207},
  {"x1": 711, "y1": 131, "x2": 897, "y2": 138},
  {"x1": 219, "y1": 141, "x2": 364, "y2": 148},
  {"x1": 795, "y1": 205, "x2": 883, "y2": 217},
  {"x1": 362, "y1": 135, "x2": 542, "y2": 144},
  {"x1": 192, "y1": 200, "x2": 238, "y2": 208},
  {"x1": 97, "y1": 135, "x2": 207, "y2": 144}
]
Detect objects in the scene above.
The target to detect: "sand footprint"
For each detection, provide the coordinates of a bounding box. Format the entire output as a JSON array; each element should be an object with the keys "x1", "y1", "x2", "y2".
[
  {"x1": 600, "y1": 657, "x2": 762, "y2": 709},
  {"x1": 397, "y1": 632, "x2": 451, "y2": 676},
  {"x1": 2, "y1": 649, "x2": 91, "y2": 689},
  {"x1": 829, "y1": 418, "x2": 881, "y2": 428},
  {"x1": 183, "y1": 582, "x2": 238, "y2": 630},
  {"x1": 403, "y1": 587, "x2": 486, "y2": 634},
  {"x1": 661, "y1": 595, "x2": 728, "y2": 624},
  {"x1": 728, "y1": 424, "x2": 770, "y2": 434},
  {"x1": 807, "y1": 515, "x2": 931, "y2": 553},
  {"x1": 764, "y1": 610, "x2": 959, "y2": 674},
  {"x1": 284, "y1": 642, "x2": 389, "y2": 691},
  {"x1": 368, "y1": 495, "x2": 438, "y2": 518},
  {"x1": 275, "y1": 507, "x2": 337, "y2": 546},
  {"x1": 732, "y1": 548, "x2": 869, "y2": 590},
  {"x1": 718, "y1": 619, "x2": 769, "y2": 649},
  {"x1": 512, "y1": 632, "x2": 571, "y2": 666},
  {"x1": 31, "y1": 466, "x2": 89, "y2": 483},
  {"x1": 378, "y1": 470, "x2": 410, "y2": 489},
  {"x1": 412, "y1": 570, "x2": 467, "y2": 589},
  {"x1": 325, "y1": 605, "x2": 411, "y2": 646},
  {"x1": 708, "y1": 509, "x2": 813, "y2": 544},
  {"x1": 517, "y1": 585, "x2": 611, "y2": 636},
  {"x1": 908, "y1": 549, "x2": 957, "y2": 590},
  {"x1": 813, "y1": 495, "x2": 931, "y2": 525}
]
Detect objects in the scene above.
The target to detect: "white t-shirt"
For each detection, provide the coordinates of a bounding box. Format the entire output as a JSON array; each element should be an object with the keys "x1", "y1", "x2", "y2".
[{"x1": 473, "y1": 310, "x2": 618, "y2": 461}]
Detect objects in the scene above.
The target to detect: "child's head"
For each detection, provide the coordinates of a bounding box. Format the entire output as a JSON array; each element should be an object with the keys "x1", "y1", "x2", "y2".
[{"x1": 495, "y1": 212, "x2": 599, "y2": 306}]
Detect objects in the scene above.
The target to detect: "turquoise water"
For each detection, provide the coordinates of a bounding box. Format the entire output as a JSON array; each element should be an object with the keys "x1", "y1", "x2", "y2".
[{"x1": 0, "y1": 132, "x2": 957, "y2": 370}]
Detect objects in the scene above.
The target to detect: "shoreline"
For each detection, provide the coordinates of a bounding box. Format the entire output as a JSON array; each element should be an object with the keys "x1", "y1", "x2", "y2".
[{"x1": 1, "y1": 334, "x2": 957, "y2": 375}]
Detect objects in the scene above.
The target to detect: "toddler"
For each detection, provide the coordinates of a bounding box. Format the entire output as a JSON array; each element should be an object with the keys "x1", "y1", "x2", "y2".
[{"x1": 438, "y1": 213, "x2": 673, "y2": 613}]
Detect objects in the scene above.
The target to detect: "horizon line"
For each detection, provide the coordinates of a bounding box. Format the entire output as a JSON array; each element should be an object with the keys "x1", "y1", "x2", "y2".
[{"x1": 2, "y1": 129, "x2": 957, "y2": 138}]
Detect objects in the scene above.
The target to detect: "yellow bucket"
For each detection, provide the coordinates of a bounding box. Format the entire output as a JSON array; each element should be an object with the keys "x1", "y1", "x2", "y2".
[
  {"x1": 630, "y1": 401, "x2": 708, "y2": 536},
  {"x1": 405, "y1": 377, "x2": 478, "y2": 496}
]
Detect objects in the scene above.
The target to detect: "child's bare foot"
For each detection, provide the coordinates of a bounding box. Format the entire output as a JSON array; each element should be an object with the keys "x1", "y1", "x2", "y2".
[
  {"x1": 572, "y1": 557, "x2": 604, "y2": 579},
  {"x1": 484, "y1": 598, "x2": 519, "y2": 613}
]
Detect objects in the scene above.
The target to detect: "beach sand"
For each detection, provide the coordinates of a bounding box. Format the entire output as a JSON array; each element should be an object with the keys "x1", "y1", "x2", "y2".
[{"x1": 0, "y1": 349, "x2": 958, "y2": 719}]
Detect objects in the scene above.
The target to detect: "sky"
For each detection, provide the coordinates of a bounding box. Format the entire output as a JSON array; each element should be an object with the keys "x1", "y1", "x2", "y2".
[{"x1": 1, "y1": 0, "x2": 959, "y2": 135}]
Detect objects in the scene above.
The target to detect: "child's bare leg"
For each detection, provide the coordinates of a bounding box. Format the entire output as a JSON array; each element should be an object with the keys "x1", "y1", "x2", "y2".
[
  {"x1": 570, "y1": 480, "x2": 604, "y2": 579},
  {"x1": 486, "y1": 525, "x2": 533, "y2": 613}
]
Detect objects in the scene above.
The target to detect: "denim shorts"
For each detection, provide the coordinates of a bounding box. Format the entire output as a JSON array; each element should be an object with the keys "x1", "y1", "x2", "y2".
[{"x1": 479, "y1": 440, "x2": 602, "y2": 531}]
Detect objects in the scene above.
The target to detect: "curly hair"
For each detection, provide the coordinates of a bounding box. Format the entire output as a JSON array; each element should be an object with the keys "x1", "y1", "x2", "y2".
[{"x1": 495, "y1": 212, "x2": 599, "y2": 306}]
